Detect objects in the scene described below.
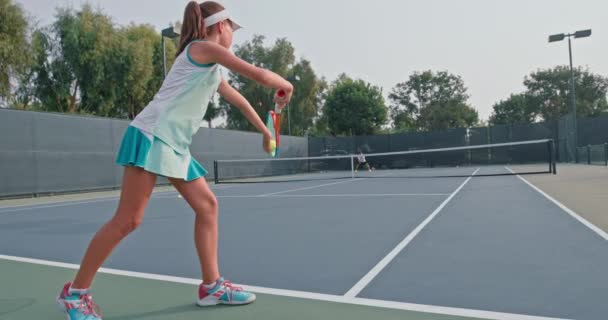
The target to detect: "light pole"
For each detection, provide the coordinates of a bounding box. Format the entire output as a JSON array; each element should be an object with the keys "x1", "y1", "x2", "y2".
[
  {"x1": 161, "y1": 24, "x2": 181, "y2": 78},
  {"x1": 287, "y1": 99, "x2": 291, "y2": 136},
  {"x1": 286, "y1": 74, "x2": 300, "y2": 136},
  {"x1": 548, "y1": 29, "x2": 591, "y2": 160}
]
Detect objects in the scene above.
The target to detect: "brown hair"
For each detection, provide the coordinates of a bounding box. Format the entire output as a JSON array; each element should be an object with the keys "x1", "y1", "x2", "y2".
[{"x1": 176, "y1": 1, "x2": 225, "y2": 56}]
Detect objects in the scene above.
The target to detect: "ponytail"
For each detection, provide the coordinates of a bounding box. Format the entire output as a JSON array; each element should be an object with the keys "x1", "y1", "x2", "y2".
[
  {"x1": 175, "y1": 1, "x2": 226, "y2": 57},
  {"x1": 176, "y1": 1, "x2": 206, "y2": 56}
]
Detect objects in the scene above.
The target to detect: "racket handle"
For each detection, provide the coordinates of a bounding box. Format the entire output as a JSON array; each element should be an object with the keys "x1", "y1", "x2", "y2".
[{"x1": 275, "y1": 90, "x2": 286, "y2": 113}]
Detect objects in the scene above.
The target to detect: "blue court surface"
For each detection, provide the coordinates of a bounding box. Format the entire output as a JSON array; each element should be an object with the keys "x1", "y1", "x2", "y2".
[{"x1": 1, "y1": 165, "x2": 607, "y2": 320}]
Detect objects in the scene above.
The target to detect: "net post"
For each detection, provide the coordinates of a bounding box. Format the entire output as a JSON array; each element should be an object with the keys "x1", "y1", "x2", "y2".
[
  {"x1": 213, "y1": 161, "x2": 219, "y2": 184},
  {"x1": 604, "y1": 142, "x2": 608, "y2": 166},
  {"x1": 552, "y1": 140, "x2": 557, "y2": 174},
  {"x1": 548, "y1": 140, "x2": 557, "y2": 175},
  {"x1": 350, "y1": 155, "x2": 355, "y2": 179},
  {"x1": 547, "y1": 140, "x2": 551, "y2": 173}
]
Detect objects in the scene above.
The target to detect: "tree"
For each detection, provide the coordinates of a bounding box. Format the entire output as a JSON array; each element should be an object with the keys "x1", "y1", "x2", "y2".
[
  {"x1": 19, "y1": 5, "x2": 176, "y2": 118},
  {"x1": 110, "y1": 24, "x2": 169, "y2": 119},
  {"x1": 284, "y1": 59, "x2": 325, "y2": 136},
  {"x1": 324, "y1": 74, "x2": 387, "y2": 136},
  {"x1": 221, "y1": 35, "x2": 323, "y2": 135},
  {"x1": 389, "y1": 70, "x2": 478, "y2": 131},
  {"x1": 23, "y1": 5, "x2": 118, "y2": 114},
  {"x1": 418, "y1": 100, "x2": 479, "y2": 131},
  {"x1": 489, "y1": 93, "x2": 536, "y2": 125},
  {"x1": 309, "y1": 113, "x2": 329, "y2": 137},
  {"x1": 29, "y1": 27, "x2": 75, "y2": 113},
  {"x1": 307, "y1": 77, "x2": 329, "y2": 137},
  {"x1": 489, "y1": 66, "x2": 608, "y2": 124},
  {"x1": 203, "y1": 100, "x2": 221, "y2": 128},
  {"x1": 0, "y1": 0, "x2": 30, "y2": 101},
  {"x1": 524, "y1": 66, "x2": 608, "y2": 121},
  {"x1": 56, "y1": 5, "x2": 121, "y2": 114},
  {"x1": 221, "y1": 35, "x2": 293, "y2": 131}
]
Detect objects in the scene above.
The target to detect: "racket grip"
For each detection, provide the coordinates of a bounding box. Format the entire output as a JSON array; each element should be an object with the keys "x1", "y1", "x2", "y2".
[{"x1": 274, "y1": 90, "x2": 286, "y2": 113}]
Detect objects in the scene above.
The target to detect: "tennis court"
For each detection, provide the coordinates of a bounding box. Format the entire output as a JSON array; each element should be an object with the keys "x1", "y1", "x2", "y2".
[
  {"x1": 3, "y1": 1, "x2": 608, "y2": 319},
  {"x1": 2, "y1": 157, "x2": 608, "y2": 320}
]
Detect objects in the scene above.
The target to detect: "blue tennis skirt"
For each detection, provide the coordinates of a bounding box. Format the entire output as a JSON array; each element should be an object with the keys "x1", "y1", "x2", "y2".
[{"x1": 115, "y1": 126, "x2": 207, "y2": 181}]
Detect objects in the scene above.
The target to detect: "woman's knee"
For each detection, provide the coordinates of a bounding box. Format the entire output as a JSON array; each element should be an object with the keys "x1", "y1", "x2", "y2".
[
  {"x1": 194, "y1": 194, "x2": 218, "y2": 219},
  {"x1": 110, "y1": 210, "x2": 144, "y2": 236}
]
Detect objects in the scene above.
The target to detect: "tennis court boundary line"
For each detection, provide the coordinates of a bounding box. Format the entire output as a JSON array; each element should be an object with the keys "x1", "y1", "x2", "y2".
[
  {"x1": 257, "y1": 165, "x2": 404, "y2": 197},
  {"x1": 344, "y1": 168, "x2": 480, "y2": 299},
  {"x1": 0, "y1": 193, "x2": 178, "y2": 214},
  {"x1": 0, "y1": 254, "x2": 569, "y2": 320},
  {"x1": 217, "y1": 193, "x2": 450, "y2": 198},
  {"x1": 0, "y1": 190, "x2": 448, "y2": 212},
  {"x1": 505, "y1": 166, "x2": 608, "y2": 241},
  {"x1": 259, "y1": 179, "x2": 359, "y2": 196},
  {"x1": 0, "y1": 184, "x2": 238, "y2": 213}
]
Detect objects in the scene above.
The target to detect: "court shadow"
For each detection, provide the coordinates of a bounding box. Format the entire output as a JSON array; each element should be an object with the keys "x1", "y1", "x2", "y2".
[
  {"x1": 106, "y1": 303, "x2": 246, "y2": 320},
  {"x1": 0, "y1": 298, "x2": 36, "y2": 316}
]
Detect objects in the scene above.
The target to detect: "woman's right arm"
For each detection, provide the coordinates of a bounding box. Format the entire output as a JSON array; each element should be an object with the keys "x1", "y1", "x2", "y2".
[{"x1": 189, "y1": 41, "x2": 293, "y2": 96}]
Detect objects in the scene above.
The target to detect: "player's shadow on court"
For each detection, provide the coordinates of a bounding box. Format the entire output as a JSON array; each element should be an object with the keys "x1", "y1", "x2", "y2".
[{"x1": 106, "y1": 303, "x2": 248, "y2": 320}]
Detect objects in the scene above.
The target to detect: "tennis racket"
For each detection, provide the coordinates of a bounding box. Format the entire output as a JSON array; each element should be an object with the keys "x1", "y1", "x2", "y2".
[{"x1": 266, "y1": 90, "x2": 286, "y2": 157}]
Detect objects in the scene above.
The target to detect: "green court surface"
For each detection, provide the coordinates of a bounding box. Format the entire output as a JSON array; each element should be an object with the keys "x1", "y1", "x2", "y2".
[{"x1": 0, "y1": 259, "x2": 481, "y2": 320}]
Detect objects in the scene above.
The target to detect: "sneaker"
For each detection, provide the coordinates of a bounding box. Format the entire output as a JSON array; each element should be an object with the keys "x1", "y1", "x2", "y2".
[
  {"x1": 197, "y1": 277, "x2": 256, "y2": 306},
  {"x1": 56, "y1": 282, "x2": 102, "y2": 320}
]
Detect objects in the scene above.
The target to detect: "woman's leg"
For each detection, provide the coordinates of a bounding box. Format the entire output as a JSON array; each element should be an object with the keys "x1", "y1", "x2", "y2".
[
  {"x1": 169, "y1": 177, "x2": 220, "y2": 284},
  {"x1": 72, "y1": 167, "x2": 157, "y2": 289}
]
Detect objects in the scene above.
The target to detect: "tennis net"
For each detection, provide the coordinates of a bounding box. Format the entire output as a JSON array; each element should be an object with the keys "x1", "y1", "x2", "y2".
[{"x1": 214, "y1": 139, "x2": 557, "y2": 184}]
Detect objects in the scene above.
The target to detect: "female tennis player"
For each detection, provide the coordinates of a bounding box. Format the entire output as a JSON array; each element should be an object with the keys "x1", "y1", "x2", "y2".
[{"x1": 56, "y1": 2, "x2": 293, "y2": 319}]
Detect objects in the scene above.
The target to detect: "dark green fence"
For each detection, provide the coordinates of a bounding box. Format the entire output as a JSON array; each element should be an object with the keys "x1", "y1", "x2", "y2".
[
  {"x1": 576, "y1": 143, "x2": 608, "y2": 166},
  {"x1": 309, "y1": 114, "x2": 608, "y2": 164}
]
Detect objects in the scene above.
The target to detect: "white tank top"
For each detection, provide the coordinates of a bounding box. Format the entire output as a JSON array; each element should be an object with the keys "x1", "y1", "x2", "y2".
[{"x1": 131, "y1": 40, "x2": 221, "y2": 155}]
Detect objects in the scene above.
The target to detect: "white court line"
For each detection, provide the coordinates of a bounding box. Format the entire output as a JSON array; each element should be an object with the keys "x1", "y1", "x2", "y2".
[
  {"x1": 217, "y1": 193, "x2": 449, "y2": 199},
  {"x1": 344, "y1": 168, "x2": 480, "y2": 299},
  {"x1": 0, "y1": 193, "x2": 178, "y2": 214},
  {"x1": 0, "y1": 185, "x2": 233, "y2": 211},
  {"x1": 0, "y1": 254, "x2": 569, "y2": 320},
  {"x1": 258, "y1": 169, "x2": 403, "y2": 197},
  {"x1": 505, "y1": 166, "x2": 608, "y2": 241},
  {"x1": 210, "y1": 184, "x2": 240, "y2": 190},
  {"x1": 259, "y1": 179, "x2": 360, "y2": 197},
  {"x1": 0, "y1": 198, "x2": 120, "y2": 213}
]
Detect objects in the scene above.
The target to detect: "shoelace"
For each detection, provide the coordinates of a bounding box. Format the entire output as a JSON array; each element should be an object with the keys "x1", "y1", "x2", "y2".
[
  {"x1": 221, "y1": 280, "x2": 243, "y2": 302},
  {"x1": 78, "y1": 294, "x2": 102, "y2": 318}
]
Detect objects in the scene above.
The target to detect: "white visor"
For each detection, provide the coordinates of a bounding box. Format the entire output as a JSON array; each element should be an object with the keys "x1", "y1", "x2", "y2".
[{"x1": 203, "y1": 10, "x2": 242, "y2": 31}]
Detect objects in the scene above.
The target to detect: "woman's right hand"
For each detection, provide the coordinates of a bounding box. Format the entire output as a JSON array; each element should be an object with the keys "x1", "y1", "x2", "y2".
[{"x1": 274, "y1": 84, "x2": 293, "y2": 109}]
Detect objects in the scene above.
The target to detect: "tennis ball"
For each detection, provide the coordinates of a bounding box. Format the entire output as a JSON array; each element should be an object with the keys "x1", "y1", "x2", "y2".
[{"x1": 269, "y1": 139, "x2": 277, "y2": 151}]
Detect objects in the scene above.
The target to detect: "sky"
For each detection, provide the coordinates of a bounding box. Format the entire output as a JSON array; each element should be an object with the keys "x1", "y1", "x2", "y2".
[{"x1": 17, "y1": 0, "x2": 608, "y2": 121}]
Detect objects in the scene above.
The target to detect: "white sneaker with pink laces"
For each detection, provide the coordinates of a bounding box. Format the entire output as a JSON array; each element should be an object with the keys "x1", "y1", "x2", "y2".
[{"x1": 197, "y1": 277, "x2": 256, "y2": 306}]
